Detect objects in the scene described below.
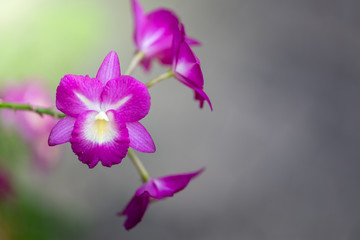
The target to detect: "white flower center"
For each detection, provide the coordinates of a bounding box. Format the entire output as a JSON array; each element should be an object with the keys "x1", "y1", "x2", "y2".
[{"x1": 84, "y1": 111, "x2": 117, "y2": 144}]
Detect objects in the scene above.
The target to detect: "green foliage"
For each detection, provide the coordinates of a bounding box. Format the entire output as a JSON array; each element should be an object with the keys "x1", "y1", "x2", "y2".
[
  {"x1": 0, "y1": 191, "x2": 84, "y2": 240},
  {"x1": 0, "y1": 0, "x2": 108, "y2": 87},
  {"x1": 0, "y1": 126, "x2": 28, "y2": 170}
]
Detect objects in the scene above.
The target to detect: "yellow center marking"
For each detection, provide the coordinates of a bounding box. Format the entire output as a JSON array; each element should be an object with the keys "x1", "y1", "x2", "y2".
[
  {"x1": 93, "y1": 111, "x2": 110, "y2": 143},
  {"x1": 95, "y1": 119, "x2": 108, "y2": 139}
]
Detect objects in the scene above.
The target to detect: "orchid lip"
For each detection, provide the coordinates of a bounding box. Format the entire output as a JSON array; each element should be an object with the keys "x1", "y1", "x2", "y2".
[
  {"x1": 83, "y1": 111, "x2": 117, "y2": 144},
  {"x1": 95, "y1": 111, "x2": 109, "y2": 121}
]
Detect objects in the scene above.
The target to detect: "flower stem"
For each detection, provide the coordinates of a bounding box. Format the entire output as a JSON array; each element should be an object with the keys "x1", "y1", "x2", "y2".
[
  {"x1": 0, "y1": 100, "x2": 65, "y2": 118},
  {"x1": 145, "y1": 69, "x2": 175, "y2": 88},
  {"x1": 125, "y1": 51, "x2": 146, "y2": 76},
  {"x1": 127, "y1": 148, "x2": 150, "y2": 183}
]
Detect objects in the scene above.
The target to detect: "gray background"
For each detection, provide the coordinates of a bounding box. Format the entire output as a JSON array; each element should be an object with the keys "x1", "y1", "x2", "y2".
[{"x1": 28, "y1": 0, "x2": 360, "y2": 239}]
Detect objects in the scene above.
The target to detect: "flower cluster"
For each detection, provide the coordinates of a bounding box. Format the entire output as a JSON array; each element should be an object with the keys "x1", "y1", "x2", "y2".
[
  {"x1": 131, "y1": 0, "x2": 212, "y2": 110},
  {"x1": 47, "y1": 0, "x2": 211, "y2": 230},
  {"x1": 0, "y1": 0, "x2": 211, "y2": 231}
]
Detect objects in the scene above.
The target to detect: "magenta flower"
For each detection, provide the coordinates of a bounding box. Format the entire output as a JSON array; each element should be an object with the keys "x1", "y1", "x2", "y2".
[
  {"x1": 0, "y1": 168, "x2": 13, "y2": 202},
  {"x1": 130, "y1": 0, "x2": 200, "y2": 71},
  {"x1": 1, "y1": 82, "x2": 61, "y2": 170},
  {"x1": 48, "y1": 51, "x2": 155, "y2": 168},
  {"x1": 119, "y1": 168, "x2": 204, "y2": 230},
  {"x1": 172, "y1": 25, "x2": 212, "y2": 110}
]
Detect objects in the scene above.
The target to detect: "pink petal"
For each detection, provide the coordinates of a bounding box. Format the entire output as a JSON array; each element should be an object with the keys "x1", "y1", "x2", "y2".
[
  {"x1": 136, "y1": 168, "x2": 205, "y2": 199},
  {"x1": 127, "y1": 121, "x2": 155, "y2": 153},
  {"x1": 157, "y1": 48, "x2": 173, "y2": 65},
  {"x1": 140, "y1": 58, "x2": 152, "y2": 72},
  {"x1": 131, "y1": 0, "x2": 146, "y2": 47},
  {"x1": 186, "y1": 36, "x2": 201, "y2": 46},
  {"x1": 48, "y1": 116, "x2": 76, "y2": 146},
  {"x1": 172, "y1": 24, "x2": 200, "y2": 68},
  {"x1": 174, "y1": 42, "x2": 203, "y2": 88},
  {"x1": 119, "y1": 191, "x2": 150, "y2": 231},
  {"x1": 56, "y1": 75, "x2": 103, "y2": 117},
  {"x1": 96, "y1": 51, "x2": 121, "y2": 85},
  {"x1": 70, "y1": 110, "x2": 130, "y2": 168},
  {"x1": 172, "y1": 38, "x2": 212, "y2": 110},
  {"x1": 101, "y1": 76, "x2": 151, "y2": 122},
  {"x1": 135, "y1": 8, "x2": 179, "y2": 58},
  {"x1": 194, "y1": 88, "x2": 213, "y2": 111}
]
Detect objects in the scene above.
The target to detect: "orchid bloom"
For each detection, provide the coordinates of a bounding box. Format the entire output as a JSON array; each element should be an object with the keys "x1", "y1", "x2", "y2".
[
  {"x1": 48, "y1": 51, "x2": 155, "y2": 168},
  {"x1": 119, "y1": 168, "x2": 204, "y2": 230},
  {"x1": 172, "y1": 25, "x2": 212, "y2": 110},
  {"x1": 130, "y1": 0, "x2": 200, "y2": 71},
  {"x1": 1, "y1": 82, "x2": 61, "y2": 169}
]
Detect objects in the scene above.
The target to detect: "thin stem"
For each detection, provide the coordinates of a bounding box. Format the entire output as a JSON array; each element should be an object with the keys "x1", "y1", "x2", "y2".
[
  {"x1": 127, "y1": 148, "x2": 150, "y2": 182},
  {"x1": 145, "y1": 69, "x2": 175, "y2": 88},
  {"x1": 0, "y1": 100, "x2": 65, "y2": 118},
  {"x1": 125, "y1": 51, "x2": 146, "y2": 75}
]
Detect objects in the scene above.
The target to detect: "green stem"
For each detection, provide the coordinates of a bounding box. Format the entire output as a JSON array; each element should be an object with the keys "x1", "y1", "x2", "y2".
[
  {"x1": 145, "y1": 69, "x2": 175, "y2": 88},
  {"x1": 0, "y1": 100, "x2": 65, "y2": 118},
  {"x1": 125, "y1": 51, "x2": 146, "y2": 75},
  {"x1": 127, "y1": 148, "x2": 150, "y2": 182}
]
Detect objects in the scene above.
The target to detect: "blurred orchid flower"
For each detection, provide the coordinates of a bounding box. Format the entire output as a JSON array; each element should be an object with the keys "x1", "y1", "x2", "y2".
[
  {"x1": 0, "y1": 167, "x2": 13, "y2": 202},
  {"x1": 130, "y1": 0, "x2": 200, "y2": 71},
  {"x1": 1, "y1": 81, "x2": 60, "y2": 170}
]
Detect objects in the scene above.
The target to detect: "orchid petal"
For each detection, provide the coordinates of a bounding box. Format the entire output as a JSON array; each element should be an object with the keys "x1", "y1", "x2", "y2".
[
  {"x1": 157, "y1": 48, "x2": 173, "y2": 65},
  {"x1": 119, "y1": 191, "x2": 150, "y2": 231},
  {"x1": 140, "y1": 58, "x2": 152, "y2": 72},
  {"x1": 56, "y1": 75, "x2": 103, "y2": 117},
  {"x1": 96, "y1": 51, "x2": 121, "y2": 85},
  {"x1": 137, "y1": 168, "x2": 205, "y2": 199},
  {"x1": 101, "y1": 76, "x2": 151, "y2": 122},
  {"x1": 131, "y1": 0, "x2": 146, "y2": 47},
  {"x1": 174, "y1": 42, "x2": 203, "y2": 88},
  {"x1": 186, "y1": 36, "x2": 201, "y2": 46},
  {"x1": 194, "y1": 89, "x2": 213, "y2": 111},
  {"x1": 140, "y1": 9, "x2": 179, "y2": 57},
  {"x1": 127, "y1": 121, "x2": 155, "y2": 153},
  {"x1": 172, "y1": 36, "x2": 212, "y2": 110},
  {"x1": 48, "y1": 116, "x2": 76, "y2": 146},
  {"x1": 70, "y1": 110, "x2": 129, "y2": 168}
]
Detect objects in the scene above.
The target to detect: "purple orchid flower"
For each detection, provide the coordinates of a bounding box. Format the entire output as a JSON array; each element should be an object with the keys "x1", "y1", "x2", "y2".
[
  {"x1": 130, "y1": 0, "x2": 200, "y2": 71},
  {"x1": 48, "y1": 51, "x2": 155, "y2": 168},
  {"x1": 172, "y1": 25, "x2": 212, "y2": 110},
  {"x1": 119, "y1": 168, "x2": 204, "y2": 230},
  {"x1": 1, "y1": 81, "x2": 61, "y2": 170}
]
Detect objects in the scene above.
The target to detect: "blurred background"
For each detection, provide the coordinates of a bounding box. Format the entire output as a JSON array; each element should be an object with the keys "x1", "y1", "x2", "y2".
[{"x1": 1, "y1": 0, "x2": 360, "y2": 239}]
